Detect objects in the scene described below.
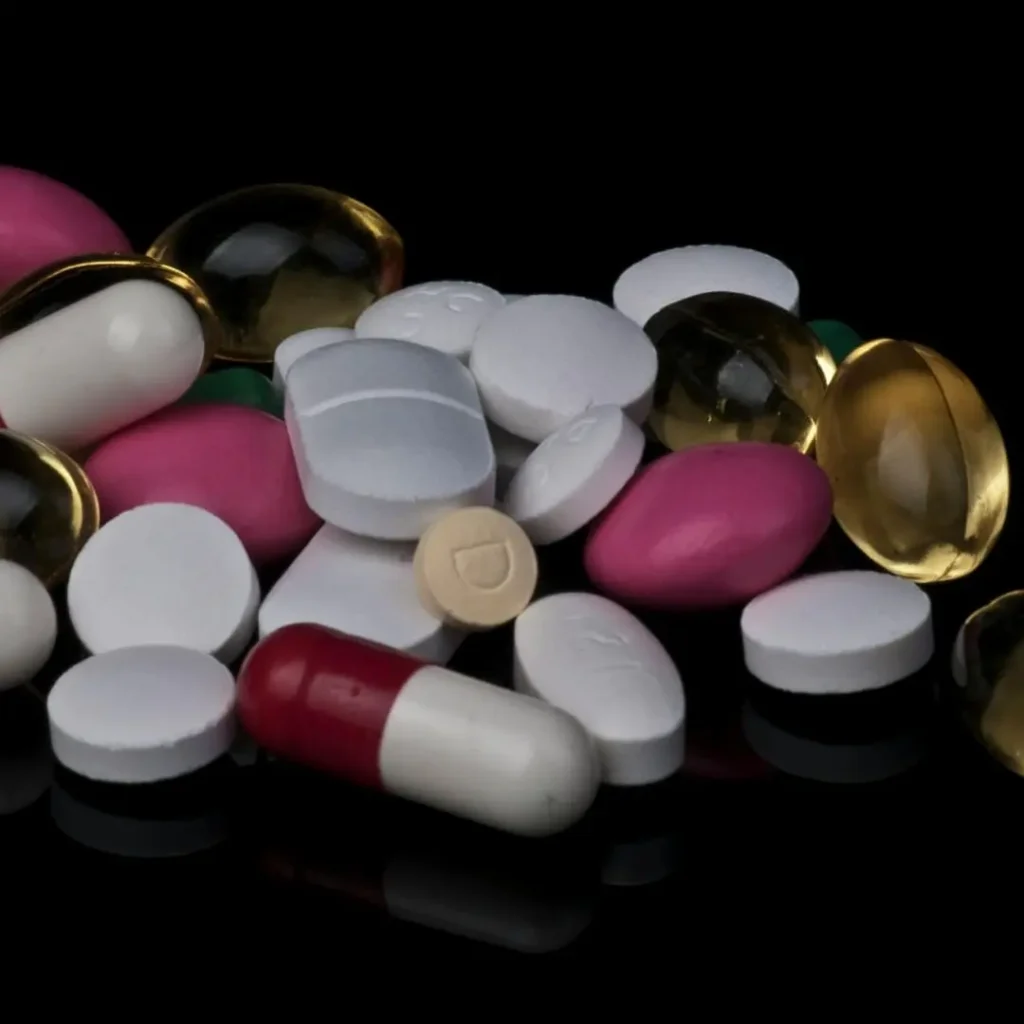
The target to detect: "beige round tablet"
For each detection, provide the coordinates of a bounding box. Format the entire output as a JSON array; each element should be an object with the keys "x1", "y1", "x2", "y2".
[{"x1": 414, "y1": 507, "x2": 538, "y2": 629}]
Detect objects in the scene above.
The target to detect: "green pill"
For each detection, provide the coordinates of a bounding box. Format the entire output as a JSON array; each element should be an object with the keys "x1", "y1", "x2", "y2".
[
  {"x1": 808, "y1": 319, "x2": 863, "y2": 365},
  {"x1": 179, "y1": 367, "x2": 283, "y2": 418}
]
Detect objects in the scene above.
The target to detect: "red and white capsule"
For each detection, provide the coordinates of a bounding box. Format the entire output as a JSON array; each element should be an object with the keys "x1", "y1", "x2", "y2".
[{"x1": 237, "y1": 624, "x2": 601, "y2": 837}]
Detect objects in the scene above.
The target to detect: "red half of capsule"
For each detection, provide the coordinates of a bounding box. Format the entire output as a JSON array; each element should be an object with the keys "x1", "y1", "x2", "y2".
[{"x1": 237, "y1": 623, "x2": 424, "y2": 789}]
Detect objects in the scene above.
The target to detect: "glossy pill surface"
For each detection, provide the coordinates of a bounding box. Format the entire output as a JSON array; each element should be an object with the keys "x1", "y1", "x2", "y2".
[
  {"x1": 148, "y1": 184, "x2": 404, "y2": 363},
  {"x1": 585, "y1": 442, "x2": 832, "y2": 610},
  {"x1": 808, "y1": 319, "x2": 862, "y2": 364},
  {"x1": 0, "y1": 559, "x2": 58, "y2": 690},
  {"x1": 0, "y1": 429, "x2": 98, "y2": 586},
  {"x1": 238, "y1": 624, "x2": 601, "y2": 836},
  {"x1": 0, "y1": 166, "x2": 131, "y2": 291},
  {"x1": 815, "y1": 339, "x2": 1009, "y2": 583},
  {"x1": 178, "y1": 367, "x2": 283, "y2": 418},
  {"x1": 644, "y1": 292, "x2": 835, "y2": 453}
]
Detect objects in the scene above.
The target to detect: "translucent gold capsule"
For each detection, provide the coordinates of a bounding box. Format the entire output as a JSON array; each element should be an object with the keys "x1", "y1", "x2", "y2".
[
  {"x1": 815, "y1": 339, "x2": 1009, "y2": 583},
  {"x1": 952, "y1": 591, "x2": 1024, "y2": 774},
  {"x1": 147, "y1": 184, "x2": 405, "y2": 363},
  {"x1": 0, "y1": 428, "x2": 99, "y2": 587},
  {"x1": 644, "y1": 291, "x2": 836, "y2": 453}
]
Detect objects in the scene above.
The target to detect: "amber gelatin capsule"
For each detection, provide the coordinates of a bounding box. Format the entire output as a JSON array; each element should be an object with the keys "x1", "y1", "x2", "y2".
[
  {"x1": 148, "y1": 184, "x2": 404, "y2": 364},
  {"x1": 815, "y1": 339, "x2": 1009, "y2": 583},
  {"x1": 644, "y1": 291, "x2": 835, "y2": 453},
  {"x1": 952, "y1": 591, "x2": 1024, "y2": 775}
]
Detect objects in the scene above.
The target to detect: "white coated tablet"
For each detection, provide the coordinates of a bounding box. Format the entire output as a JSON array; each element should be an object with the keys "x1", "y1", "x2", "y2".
[
  {"x1": 469, "y1": 295, "x2": 658, "y2": 443},
  {"x1": 67, "y1": 503, "x2": 259, "y2": 663},
  {"x1": 514, "y1": 592, "x2": 685, "y2": 786},
  {"x1": 354, "y1": 281, "x2": 506, "y2": 363},
  {"x1": 258, "y1": 524, "x2": 464, "y2": 663},
  {"x1": 47, "y1": 646, "x2": 236, "y2": 783},
  {"x1": 285, "y1": 338, "x2": 496, "y2": 540},
  {"x1": 612, "y1": 244, "x2": 801, "y2": 327},
  {"x1": 740, "y1": 703, "x2": 928, "y2": 784},
  {"x1": 740, "y1": 571, "x2": 934, "y2": 694},
  {"x1": 503, "y1": 406, "x2": 644, "y2": 545},
  {"x1": 0, "y1": 560, "x2": 58, "y2": 690},
  {"x1": 488, "y1": 422, "x2": 536, "y2": 500},
  {"x1": 273, "y1": 327, "x2": 355, "y2": 390}
]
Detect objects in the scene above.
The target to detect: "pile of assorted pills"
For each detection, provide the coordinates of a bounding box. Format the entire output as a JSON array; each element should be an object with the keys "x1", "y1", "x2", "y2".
[{"x1": 0, "y1": 167, "x2": 1019, "y2": 844}]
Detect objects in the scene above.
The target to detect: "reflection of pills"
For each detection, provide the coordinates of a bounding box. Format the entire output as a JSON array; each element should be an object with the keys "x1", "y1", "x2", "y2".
[
  {"x1": 414, "y1": 507, "x2": 537, "y2": 630},
  {"x1": 0, "y1": 560, "x2": 58, "y2": 690},
  {"x1": 47, "y1": 646, "x2": 236, "y2": 783},
  {"x1": 504, "y1": 406, "x2": 644, "y2": 545},
  {"x1": 67, "y1": 503, "x2": 259, "y2": 663}
]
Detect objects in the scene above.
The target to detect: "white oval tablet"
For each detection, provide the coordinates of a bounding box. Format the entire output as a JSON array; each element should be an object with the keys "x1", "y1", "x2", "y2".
[
  {"x1": 0, "y1": 560, "x2": 58, "y2": 690},
  {"x1": 259, "y1": 524, "x2": 464, "y2": 663},
  {"x1": 513, "y1": 592, "x2": 685, "y2": 785},
  {"x1": 47, "y1": 646, "x2": 236, "y2": 783},
  {"x1": 355, "y1": 281, "x2": 506, "y2": 362},
  {"x1": 612, "y1": 245, "x2": 801, "y2": 327},
  {"x1": 285, "y1": 338, "x2": 496, "y2": 540},
  {"x1": 740, "y1": 571, "x2": 934, "y2": 694},
  {"x1": 504, "y1": 406, "x2": 644, "y2": 545},
  {"x1": 67, "y1": 503, "x2": 259, "y2": 662},
  {"x1": 273, "y1": 327, "x2": 355, "y2": 391},
  {"x1": 469, "y1": 295, "x2": 657, "y2": 443}
]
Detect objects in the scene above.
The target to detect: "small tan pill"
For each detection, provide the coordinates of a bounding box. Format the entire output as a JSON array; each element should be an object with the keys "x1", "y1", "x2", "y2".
[{"x1": 414, "y1": 507, "x2": 538, "y2": 630}]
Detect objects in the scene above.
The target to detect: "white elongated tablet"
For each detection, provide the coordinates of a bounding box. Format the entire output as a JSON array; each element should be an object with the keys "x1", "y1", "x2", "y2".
[
  {"x1": 503, "y1": 406, "x2": 644, "y2": 545},
  {"x1": 740, "y1": 571, "x2": 934, "y2": 694},
  {"x1": 0, "y1": 560, "x2": 58, "y2": 690},
  {"x1": 612, "y1": 245, "x2": 801, "y2": 327},
  {"x1": 47, "y1": 646, "x2": 236, "y2": 783},
  {"x1": 273, "y1": 327, "x2": 355, "y2": 391},
  {"x1": 514, "y1": 592, "x2": 685, "y2": 785},
  {"x1": 488, "y1": 422, "x2": 536, "y2": 500},
  {"x1": 259, "y1": 524, "x2": 464, "y2": 663},
  {"x1": 67, "y1": 503, "x2": 259, "y2": 663},
  {"x1": 355, "y1": 281, "x2": 506, "y2": 362},
  {"x1": 469, "y1": 295, "x2": 658, "y2": 443},
  {"x1": 285, "y1": 338, "x2": 496, "y2": 540}
]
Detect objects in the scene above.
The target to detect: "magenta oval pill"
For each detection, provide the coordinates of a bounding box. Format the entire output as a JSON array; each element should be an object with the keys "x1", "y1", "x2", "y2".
[
  {"x1": 84, "y1": 403, "x2": 321, "y2": 566},
  {"x1": 584, "y1": 442, "x2": 833, "y2": 610},
  {"x1": 0, "y1": 167, "x2": 132, "y2": 291}
]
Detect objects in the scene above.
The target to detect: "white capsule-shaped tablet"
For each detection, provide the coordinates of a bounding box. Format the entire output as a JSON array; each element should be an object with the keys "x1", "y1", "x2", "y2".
[
  {"x1": 47, "y1": 646, "x2": 236, "y2": 783},
  {"x1": 273, "y1": 327, "x2": 355, "y2": 391},
  {"x1": 504, "y1": 405, "x2": 644, "y2": 545},
  {"x1": 470, "y1": 295, "x2": 658, "y2": 443},
  {"x1": 67, "y1": 503, "x2": 259, "y2": 662},
  {"x1": 0, "y1": 280, "x2": 206, "y2": 451},
  {"x1": 355, "y1": 281, "x2": 506, "y2": 363},
  {"x1": 612, "y1": 244, "x2": 801, "y2": 327},
  {"x1": 259, "y1": 524, "x2": 464, "y2": 662},
  {"x1": 740, "y1": 571, "x2": 934, "y2": 694},
  {"x1": 285, "y1": 338, "x2": 496, "y2": 540},
  {"x1": 513, "y1": 592, "x2": 686, "y2": 786},
  {"x1": 0, "y1": 560, "x2": 58, "y2": 690}
]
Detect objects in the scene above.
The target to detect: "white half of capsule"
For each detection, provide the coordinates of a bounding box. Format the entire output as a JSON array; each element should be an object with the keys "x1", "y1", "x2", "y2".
[
  {"x1": 0, "y1": 280, "x2": 206, "y2": 451},
  {"x1": 513, "y1": 592, "x2": 686, "y2": 786},
  {"x1": 378, "y1": 665, "x2": 601, "y2": 837}
]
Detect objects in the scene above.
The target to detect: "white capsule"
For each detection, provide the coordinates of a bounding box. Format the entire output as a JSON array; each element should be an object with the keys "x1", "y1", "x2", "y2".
[{"x1": 0, "y1": 560, "x2": 58, "y2": 690}]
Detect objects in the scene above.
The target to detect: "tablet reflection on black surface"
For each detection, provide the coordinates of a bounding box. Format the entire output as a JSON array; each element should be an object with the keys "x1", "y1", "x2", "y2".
[{"x1": 0, "y1": 687, "x2": 52, "y2": 816}]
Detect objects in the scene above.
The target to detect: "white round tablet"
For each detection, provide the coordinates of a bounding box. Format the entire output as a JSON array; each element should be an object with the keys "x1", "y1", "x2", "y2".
[
  {"x1": 67, "y1": 503, "x2": 259, "y2": 663},
  {"x1": 514, "y1": 592, "x2": 685, "y2": 785},
  {"x1": 740, "y1": 571, "x2": 933, "y2": 694},
  {"x1": 470, "y1": 295, "x2": 658, "y2": 443},
  {"x1": 47, "y1": 646, "x2": 236, "y2": 783},
  {"x1": 355, "y1": 281, "x2": 506, "y2": 362},
  {"x1": 273, "y1": 327, "x2": 355, "y2": 390},
  {"x1": 504, "y1": 405, "x2": 644, "y2": 545},
  {"x1": 0, "y1": 560, "x2": 58, "y2": 690},
  {"x1": 612, "y1": 244, "x2": 800, "y2": 327}
]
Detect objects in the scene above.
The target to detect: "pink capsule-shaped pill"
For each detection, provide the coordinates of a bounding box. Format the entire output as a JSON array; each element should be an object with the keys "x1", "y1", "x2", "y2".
[
  {"x1": 0, "y1": 167, "x2": 131, "y2": 291},
  {"x1": 584, "y1": 442, "x2": 833, "y2": 610},
  {"x1": 85, "y1": 403, "x2": 321, "y2": 566}
]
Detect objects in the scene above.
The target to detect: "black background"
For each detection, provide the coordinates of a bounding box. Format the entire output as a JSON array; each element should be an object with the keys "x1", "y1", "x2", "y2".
[{"x1": 1, "y1": 148, "x2": 1016, "y2": 973}]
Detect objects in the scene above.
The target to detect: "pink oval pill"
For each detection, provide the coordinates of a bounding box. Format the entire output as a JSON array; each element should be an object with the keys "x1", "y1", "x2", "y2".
[
  {"x1": 584, "y1": 442, "x2": 833, "y2": 610},
  {"x1": 85, "y1": 403, "x2": 321, "y2": 566},
  {"x1": 0, "y1": 167, "x2": 132, "y2": 292}
]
